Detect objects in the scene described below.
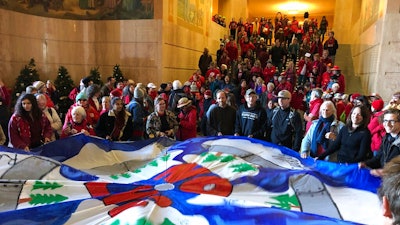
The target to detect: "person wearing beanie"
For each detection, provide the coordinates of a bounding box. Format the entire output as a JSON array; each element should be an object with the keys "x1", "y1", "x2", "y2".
[
  {"x1": 80, "y1": 77, "x2": 93, "y2": 98},
  {"x1": 33, "y1": 80, "x2": 55, "y2": 108},
  {"x1": 368, "y1": 99, "x2": 386, "y2": 156},
  {"x1": 147, "y1": 83, "x2": 158, "y2": 100},
  {"x1": 127, "y1": 87, "x2": 148, "y2": 140},
  {"x1": 234, "y1": 89, "x2": 267, "y2": 140},
  {"x1": 87, "y1": 84, "x2": 102, "y2": 113},
  {"x1": 110, "y1": 88, "x2": 122, "y2": 99},
  {"x1": 63, "y1": 91, "x2": 99, "y2": 129},
  {"x1": 33, "y1": 81, "x2": 46, "y2": 92},
  {"x1": 168, "y1": 80, "x2": 188, "y2": 116}
]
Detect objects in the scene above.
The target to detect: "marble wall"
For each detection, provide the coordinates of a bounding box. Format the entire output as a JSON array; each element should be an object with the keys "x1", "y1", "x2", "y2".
[
  {"x1": 347, "y1": 0, "x2": 400, "y2": 101},
  {"x1": 0, "y1": 8, "x2": 163, "y2": 87},
  {"x1": 0, "y1": 0, "x2": 226, "y2": 89}
]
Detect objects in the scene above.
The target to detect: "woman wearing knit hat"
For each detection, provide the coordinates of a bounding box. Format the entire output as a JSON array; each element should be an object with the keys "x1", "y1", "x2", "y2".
[
  {"x1": 63, "y1": 92, "x2": 100, "y2": 129},
  {"x1": 33, "y1": 80, "x2": 55, "y2": 108},
  {"x1": 126, "y1": 87, "x2": 147, "y2": 140},
  {"x1": 368, "y1": 99, "x2": 386, "y2": 156}
]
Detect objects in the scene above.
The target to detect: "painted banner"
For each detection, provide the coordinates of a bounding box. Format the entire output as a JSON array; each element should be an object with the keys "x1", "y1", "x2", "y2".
[{"x1": 0, "y1": 134, "x2": 382, "y2": 224}]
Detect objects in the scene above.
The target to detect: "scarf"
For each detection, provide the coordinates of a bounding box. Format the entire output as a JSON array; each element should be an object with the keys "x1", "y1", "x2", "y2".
[{"x1": 311, "y1": 115, "x2": 335, "y2": 157}]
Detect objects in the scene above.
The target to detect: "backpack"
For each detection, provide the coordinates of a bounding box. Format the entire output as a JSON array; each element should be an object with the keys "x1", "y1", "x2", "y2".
[{"x1": 271, "y1": 107, "x2": 296, "y2": 130}]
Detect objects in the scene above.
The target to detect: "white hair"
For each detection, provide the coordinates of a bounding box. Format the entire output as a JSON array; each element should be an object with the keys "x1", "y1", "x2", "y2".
[{"x1": 71, "y1": 106, "x2": 86, "y2": 119}]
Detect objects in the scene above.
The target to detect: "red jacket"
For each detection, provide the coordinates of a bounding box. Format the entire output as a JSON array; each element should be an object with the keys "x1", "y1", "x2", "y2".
[
  {"x1": 225, "y1": 41, "x2": 238, "y2": 61},
  {"x1": 306, "y1": 98, "x2": 323, "y2": 132},
  {"x1": 297, "y1": 60, "x2": 313, "y2": 76},
  {"x1": 206, "y1": 68, "x2": 221, "y2": 79},
  {"x1": 176, "y1": 106, "x2": 197, "y2": 141},
  {"x1": 61, "y1": 119, "x2": 95, "y2": 138},
  {"x1": 64, "y1": 103, "x2": 100, "y2": 127},
  {"x1": 291, "y1": 91, "x2": 305, "y2": 111},
  {"x1": 321, "y1": 71, "x2": 331, "y2": 91},
  {"x1": 368, "y1": 111, "x2": 386, "y2": 152},
  {"x1": 262, "y1": 66, "x2": 276, "y2": 82},
  {"x1": 8, "y1": 113, "x2": 52, "y2": 149}
]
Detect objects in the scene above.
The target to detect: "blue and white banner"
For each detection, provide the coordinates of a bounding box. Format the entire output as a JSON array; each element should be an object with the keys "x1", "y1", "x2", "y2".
[{"x1": 0, "y1": 134, "x2": 382, "y2": 224}]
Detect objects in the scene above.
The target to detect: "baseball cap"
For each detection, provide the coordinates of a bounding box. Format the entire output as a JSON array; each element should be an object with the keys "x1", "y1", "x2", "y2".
[
  {"x1": 245, "y1": 88, "x2": 256, "y2": 96},
  {"x1": 277, "y1": 90, "x2": 291, "y2": 99}
]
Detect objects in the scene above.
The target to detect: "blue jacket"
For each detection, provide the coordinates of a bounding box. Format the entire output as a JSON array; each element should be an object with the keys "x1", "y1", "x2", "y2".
[
  {"x1": 301, "y1": 118, "x2": 345, "y2": 159},
  {"x1": 235, "y1": 103, "x2": 267, "y2": 139}
]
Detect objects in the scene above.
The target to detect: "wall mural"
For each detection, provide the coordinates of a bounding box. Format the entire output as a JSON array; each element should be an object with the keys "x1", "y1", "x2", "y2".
[
  {"x1": 0, "y1": 0, "x2": 153, "y2": 20},
  {"x1": 175, "y1": 0, "x2": 208, "y2": 33}
]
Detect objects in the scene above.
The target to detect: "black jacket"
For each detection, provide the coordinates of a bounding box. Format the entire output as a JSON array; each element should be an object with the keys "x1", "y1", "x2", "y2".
[
  {"x1": 366, "y1": 134, "x2": 400, "y2": 169},
  {"x1": 95, "y1": 110, "x2": 133, "y2": 141},
  {"x1": 270, "y1": 107, "x2": 303, "y2": 151},
  {"x1": 318, "y1": 126, "x2": 371, "y2": 163}
]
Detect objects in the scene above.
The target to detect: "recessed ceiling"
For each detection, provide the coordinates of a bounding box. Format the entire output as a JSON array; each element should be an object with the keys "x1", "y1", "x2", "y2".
[{"x1": 247, "y1": 0, "x2": 336, "y2": 18}]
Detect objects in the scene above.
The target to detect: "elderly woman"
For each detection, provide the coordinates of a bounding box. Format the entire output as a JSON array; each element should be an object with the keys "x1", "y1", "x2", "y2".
[
  {"x1": 317, "y1": 105, "x2": 372, "y2": 163},
  {"x1": 95, "y1": 97, "x2": 133, "y2": 141},
  {"x1": 8, "y1": 93, "x2": 52, "y2": 151},
  {"x1": 36, "y1": 94, "x2": 62, "y2": 141},
  {"x1": 61, "y1": 106, "x2": 95, "y2": 138},
  {"x1": 300, "y1": 101, "x2": 345, "y2": 161},
  {"x1": 146, "y1": 97, "x2": 178, "y2": 139},
  {"x1": 100, "y1": 96, "x2": 111, "y2": 115}
]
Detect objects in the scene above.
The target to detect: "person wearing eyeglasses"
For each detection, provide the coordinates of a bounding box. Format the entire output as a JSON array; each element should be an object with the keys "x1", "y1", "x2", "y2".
[{"x1": 359, "y1": 109, "x2": 400, "y2": 177}]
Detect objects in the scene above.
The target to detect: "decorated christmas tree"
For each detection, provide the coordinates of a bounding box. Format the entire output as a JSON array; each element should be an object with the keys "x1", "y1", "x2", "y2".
[
  {"x1": 112, "y1": 64, "x2": 125, "y2": 83},
  {"x1": 88, "y1": 67, "x2": 103, "y2": 86},
  {"x1": 12, "y1": 58, "x2": 40, "y2": 105},
  {"x1": 54, "y1": 66, "x2": 74, "y2": 121}
]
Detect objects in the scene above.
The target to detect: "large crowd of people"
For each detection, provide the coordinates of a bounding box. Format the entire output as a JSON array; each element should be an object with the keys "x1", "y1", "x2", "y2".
[
  {"x1": 0, "y1": 12, "x2": 399, "y2": 184},
  {"x1": 0, "y1": 12, "x2": 399, "y2": 224}
]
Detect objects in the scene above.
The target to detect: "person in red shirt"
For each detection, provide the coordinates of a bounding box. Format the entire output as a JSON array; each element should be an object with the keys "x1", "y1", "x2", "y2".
[
  {"x1": 8, "y1": 93, "x2": 52, "y2": 151},
  {"x1": 229, "y1": 17, "x2": 238, "y2": 40},
  {"x1": 329, "y1": 65, "x2": 345, "y2": 93},
  {"x1": 297, "y1": 53, "x2": 313, "y2": 86},
  {"x1": 64, "y1": 92, "x2": 100, "y2": 128},
  {"x1": 205, "y1": 62, "x2": 221, "y2": 79},
  {"x1": 262, "y1": 61, "x2": 276, "y2": 83},
  {"x1": 225, "y1": 35, "x2": 239, "y2": 63},
  {"x1": 239, "y1": 36, "x2": 255, "y2": 59},
  {"x1": 275, "y1": 75, "x2": 293, "y2": 94},
  {"x1": 61, "y1": 106, "x2": 95, "y2": 138},
  {"x1": 176, "y1": 97, "x2": 197, "y2": 141},
  {"x1": 304, "y1": 88, "x2": 324, "y2": 132},
  {"x1": 321, "y1": 63, "x2": 333, "y2": 91}
]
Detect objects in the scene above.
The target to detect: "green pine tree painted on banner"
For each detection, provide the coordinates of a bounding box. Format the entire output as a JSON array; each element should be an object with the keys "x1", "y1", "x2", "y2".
[
  {"x1": 113, "y1": 64, "x2": 125, "y2": 83},
  {"x1": 88, "y1": 67, "x2": 103, "y2": 86},
  {"x1": 54, "y1": 66, "x2": 74, "y2": 121},
  {"x1": 29, "y1": 193, "x2": 68, "y2": 205},
  {"x1": 12, "y1": 58, "x2": 40, "y2": 105}
]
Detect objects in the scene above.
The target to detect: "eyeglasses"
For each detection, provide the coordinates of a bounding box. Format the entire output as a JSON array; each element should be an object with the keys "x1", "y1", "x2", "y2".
[{"x1": 383, "y1": 120, "x2": 399, "y2": 125}]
